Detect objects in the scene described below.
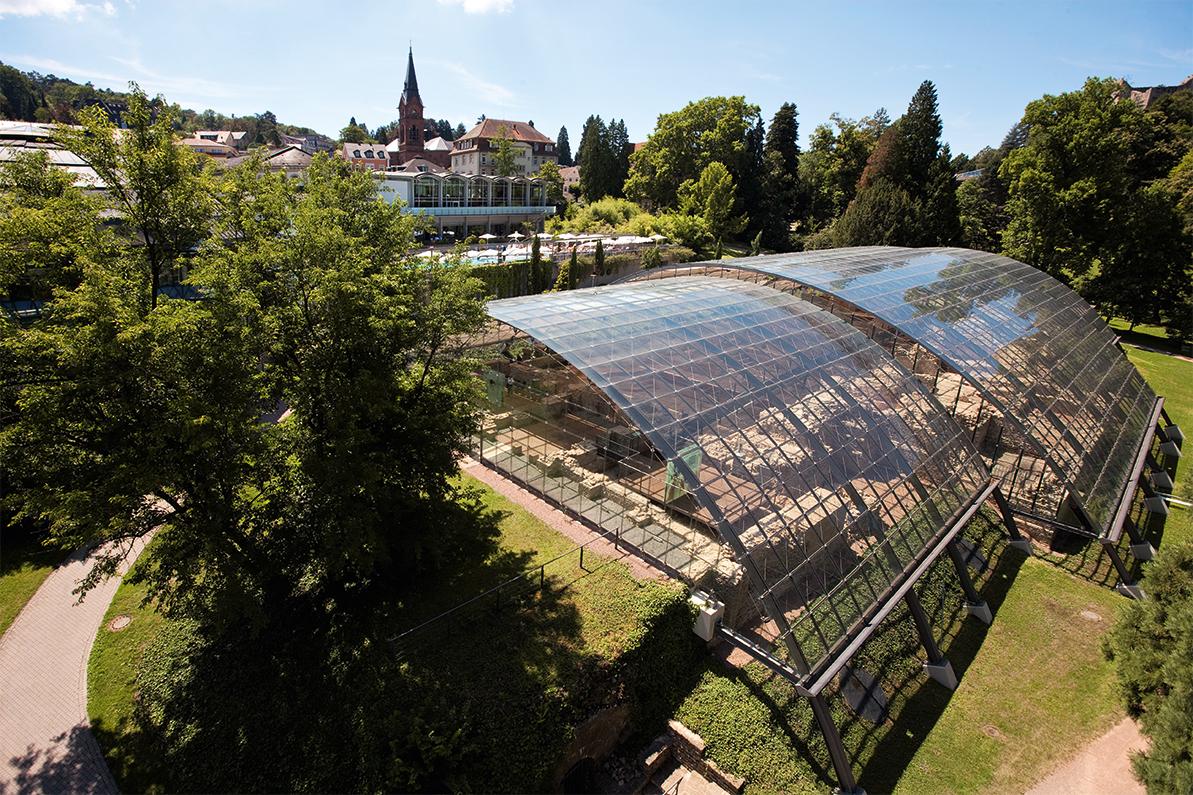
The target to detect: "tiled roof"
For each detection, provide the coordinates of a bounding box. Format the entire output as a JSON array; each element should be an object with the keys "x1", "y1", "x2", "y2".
[{"x1": 458, "y1": 118, "x2": 553, "y2": 144}]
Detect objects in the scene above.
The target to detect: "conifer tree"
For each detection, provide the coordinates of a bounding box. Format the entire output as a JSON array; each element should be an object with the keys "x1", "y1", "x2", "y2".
[
  {"x1": 577, "y1": 115, "x2": 610, "y2": 200},
  {"x1": 557, "y1": 125, "x2": 573, "y2": 166},
  {"x1": 594, "y1": 238, "x2": 605, "y2": 276},
  {"x1": 759, "y1": 102, "x2": 801, "y2": 250}
]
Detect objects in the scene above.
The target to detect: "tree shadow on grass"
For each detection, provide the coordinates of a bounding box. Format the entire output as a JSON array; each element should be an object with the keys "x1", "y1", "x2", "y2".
[
  {"x1": 6, "y1": 723, "x2": 116, "y2": 795},
  {"x1": 853, "y1": 514, "x2": 1026, "y2": 793},
  {"x1": 687, "y1": 511, "x2": 1027, "y2": 793}
]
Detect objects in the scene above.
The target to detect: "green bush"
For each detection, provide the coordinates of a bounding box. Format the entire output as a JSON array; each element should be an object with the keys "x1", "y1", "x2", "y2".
[
  {"x1": 470, "y1": 260, "x2": 533, "y2": 298},
  {"x1": 1106, "y1": 542, "x2": 1193, "y2": 793}
]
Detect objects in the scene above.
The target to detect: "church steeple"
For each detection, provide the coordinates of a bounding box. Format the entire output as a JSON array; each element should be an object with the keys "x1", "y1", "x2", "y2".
[
  {"x1": 397, "y1": 46, "x2": 426, "y2": 158},
  {"x1": 402, "y1": 47, "x2": 420, "y2": 105}
]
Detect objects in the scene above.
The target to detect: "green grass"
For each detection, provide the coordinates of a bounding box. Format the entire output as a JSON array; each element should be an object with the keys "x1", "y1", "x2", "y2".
[
  {"x1": 1125, "y1": 346, "x2": 1193, "y2": 547},
  {"x1": 87, "y1": 559, "x2": 167, "y2": 794},
  {"x1": 1109, "y1": 317, "x2": 1185, "y2": 354},
  {"x1": 0, "y1": 532, "x2": 61, "y2": 638},
  {"x1": 88, "y1": 472, "x2": 695, "y2": 792},
  {"x1": 892, "y1": 559, "x2": 1125, "y2": 794}
]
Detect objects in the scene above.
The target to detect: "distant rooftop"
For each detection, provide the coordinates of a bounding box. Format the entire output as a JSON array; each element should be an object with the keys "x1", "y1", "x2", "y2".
[{"x1": 458, "y1": 118, "x2": 553, "y2": 144}]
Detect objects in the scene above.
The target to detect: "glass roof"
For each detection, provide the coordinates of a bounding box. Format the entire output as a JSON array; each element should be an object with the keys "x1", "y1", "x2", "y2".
[
  {"x1": 629, "y1": 247, "x2": 1158, "y2": 535},
  {"x1": 486, "y1": 276, "x2": 990, "y2": 668}
]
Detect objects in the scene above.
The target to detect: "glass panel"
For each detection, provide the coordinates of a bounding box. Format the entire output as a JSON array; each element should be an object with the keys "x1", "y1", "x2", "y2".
[
  {"x1": 628, "y1": 248, "x2": 1157, "y2": 535},
  {"x1": 484, "y1": 276, "x2": 990, "y2": 668}
]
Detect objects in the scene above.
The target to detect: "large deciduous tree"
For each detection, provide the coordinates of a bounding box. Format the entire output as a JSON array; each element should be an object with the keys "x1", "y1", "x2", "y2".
[
  {"x1": 1001, "y1": 77, "x2": 1191, "y2": 340},
  {"x1": 492, "y1": 124, "x2": 518, "y2": 177},
  {"x1": 624, "y1": 96, "x2": 762, "y2": 214},
  {"x1": 678, "y1": 161, "x2": 746, "y2": 243},
  {"x1": 55, "y1": 86, "x2": 212, "y2": 307}
]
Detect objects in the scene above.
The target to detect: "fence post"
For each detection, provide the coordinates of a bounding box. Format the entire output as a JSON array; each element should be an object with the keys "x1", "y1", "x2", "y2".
[{"x1": 580, "y1": 546, "x2": 585, "y2": 571}]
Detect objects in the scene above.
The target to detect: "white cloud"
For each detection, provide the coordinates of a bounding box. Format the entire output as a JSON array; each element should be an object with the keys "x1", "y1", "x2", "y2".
[
  {"x1": 436, "y1": 60, "x2": 517, "y2": 107},
  {"x1": 0, "y1": 53, "x2": 261, "y2": 104},
  {"x1": 0, "y1": 0, "x2": 114, "y2": 18},
  {"x1": 436, "y1": 0, "x2": 513, "y2": 14}
]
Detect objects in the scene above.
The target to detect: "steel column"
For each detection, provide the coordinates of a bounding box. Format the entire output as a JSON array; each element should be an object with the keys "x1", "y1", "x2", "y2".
[
  {"x1": 905, "y1": 590, "x2": 944, "y2": 664},
  {"x1": 809, "y1": 694, "x2": 862, "y2": 795}
]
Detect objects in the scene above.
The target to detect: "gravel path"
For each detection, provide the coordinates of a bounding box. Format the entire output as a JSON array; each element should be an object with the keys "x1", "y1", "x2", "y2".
[
  {"x1": 1025, "y1": 718, "x2": 1147, "y2": 795},
  {"x1": 0, "y1": 539, "x2": 145, "y2": 795}
]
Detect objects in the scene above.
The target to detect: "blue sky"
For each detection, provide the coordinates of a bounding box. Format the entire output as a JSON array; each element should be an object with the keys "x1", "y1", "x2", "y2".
[{"x1": 2, "y1": 0, "x2": 1191, "y2": 155}]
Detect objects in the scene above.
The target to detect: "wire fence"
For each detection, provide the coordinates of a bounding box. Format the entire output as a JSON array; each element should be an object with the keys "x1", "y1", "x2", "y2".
[{"x1": 388, "y1": 535, "x2": 606, "y2": 661}]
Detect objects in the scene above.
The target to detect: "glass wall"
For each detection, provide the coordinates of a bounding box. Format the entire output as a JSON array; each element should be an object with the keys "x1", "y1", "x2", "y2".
[
  {"x1": 627, "y1": 248, "x2": 1158, "y2": 536},
  {"x1": 483, "y1": 276, "x2": 991, "y2": 669}
]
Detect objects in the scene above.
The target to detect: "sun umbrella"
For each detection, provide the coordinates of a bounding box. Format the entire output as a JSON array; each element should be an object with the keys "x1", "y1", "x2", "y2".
[
  {"x1": 507, "y1": 231, "x2": 525, "y2": 240},
  {"x1": 479, "y1": 233, "x2": 498, "y2": 240},
  {"x1": 535, "y1": 232, "x2": 554, "y2": 239},
  {"x1": 556, "y1": 232, "x2": 577, "y2": 241},
  {"x1": 649, "y1": 233, "x2": 667, "y2": 241}
]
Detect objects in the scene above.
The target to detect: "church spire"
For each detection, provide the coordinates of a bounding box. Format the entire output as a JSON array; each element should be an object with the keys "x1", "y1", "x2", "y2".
[{"x1": 402, "y1": 47, "x2": 420, "y2": 105}]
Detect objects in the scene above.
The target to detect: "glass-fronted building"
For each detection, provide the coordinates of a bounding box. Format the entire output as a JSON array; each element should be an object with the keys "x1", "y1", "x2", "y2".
[{"x1": 468, "y1": 248, "x2": 1181, "y2": 792}]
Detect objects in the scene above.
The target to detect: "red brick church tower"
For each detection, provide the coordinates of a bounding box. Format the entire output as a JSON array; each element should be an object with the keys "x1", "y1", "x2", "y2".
[{"x1": 397, "y1": 47, "x2": 425, "y2": 160}]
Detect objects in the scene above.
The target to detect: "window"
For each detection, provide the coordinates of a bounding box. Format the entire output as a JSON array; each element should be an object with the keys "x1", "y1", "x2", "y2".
[
  {"x1": 353, "y1": 149, "x2": 361, "y2": 158},
  {"x1": 365, "y1": 150, "x2": 374, "y2": 159}
]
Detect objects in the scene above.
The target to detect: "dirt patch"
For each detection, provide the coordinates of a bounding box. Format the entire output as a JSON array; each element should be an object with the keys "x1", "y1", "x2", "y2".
[{"x1": 982, "y1": 724, "x2": 1006, "y2": 741}]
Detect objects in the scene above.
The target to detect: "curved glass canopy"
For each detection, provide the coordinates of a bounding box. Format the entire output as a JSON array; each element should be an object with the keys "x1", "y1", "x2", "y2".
[
  {"x1": 627, "y1": 247, "x2": 1159, "y2": 536},
  {"x1": 485, "y1": 276, "x2": 990, "y2": 668}
]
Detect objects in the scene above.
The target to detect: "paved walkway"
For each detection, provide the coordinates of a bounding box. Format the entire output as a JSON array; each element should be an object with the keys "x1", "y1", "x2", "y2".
[
  {"x1": 462, "y1": 458, "x2": 669, "y2": 583},
  {"x1": 1026, "y1": 718, "x2": 1147, "y2": 795},
  {"x1": 0, "y1": 539, "x2": 145, "y2": 795}
]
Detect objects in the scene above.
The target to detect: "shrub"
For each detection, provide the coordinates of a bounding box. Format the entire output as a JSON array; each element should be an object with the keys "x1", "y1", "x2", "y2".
[{"x1": 1105, "y1": 543, "x2": 1193, "y2": 793}]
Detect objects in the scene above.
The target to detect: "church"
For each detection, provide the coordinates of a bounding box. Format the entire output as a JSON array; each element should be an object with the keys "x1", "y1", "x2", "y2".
[
  {"x1": 384, "y1": 49, "x2": 558, "y2": 177},
  {"x1": 386, "y1": 49, "x2": 454, "y2": 170}
]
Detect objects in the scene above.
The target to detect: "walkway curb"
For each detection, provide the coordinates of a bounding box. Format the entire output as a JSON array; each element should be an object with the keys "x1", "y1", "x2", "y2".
[{"x1": 0, "y1": 539, "x2": 145, "y2": 795}]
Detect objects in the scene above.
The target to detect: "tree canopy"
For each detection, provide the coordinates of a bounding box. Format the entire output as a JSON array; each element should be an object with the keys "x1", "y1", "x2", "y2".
[
  {"x1": 1001, "y1": 77, "x2": 1191, "y2": 339},
  {"x1": 624, "y1": 96, "x2": 761, "y2": 212}
]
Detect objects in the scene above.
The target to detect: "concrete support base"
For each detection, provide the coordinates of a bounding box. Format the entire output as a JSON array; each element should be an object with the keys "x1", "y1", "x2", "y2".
[
  {"x1": 965, "y1": 600, "x2": 993, "y2": 625},
  {"x1": 1144, "y1": 496, "x2": 1169, "y2": 515},
  {"x1": 1009, "y1": 537, "x2": 1033, "y2": 555},
  {"x1": 1160, "y1": 441, "x2": 1182, "y2": 458},
  {"x1": 833, "y1": 789, "x2": 867, "y2": 795},
  {"x1": 1116, "y1": 582, "x2": 1146, "y2": 600},
  {"x1": 1150, "y1": 471, "x2": 1174, "y2": 491},
  {"x1": 924, "y1": 659, "x2": 958, "y2": 690},
  {"x1": 1130, "y1": 542, "x2": 1156, "y2": 562}
]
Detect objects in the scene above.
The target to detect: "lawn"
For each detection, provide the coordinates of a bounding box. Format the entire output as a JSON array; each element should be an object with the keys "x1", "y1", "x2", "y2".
[
  {"x1": 673, "y1": 518, "x2": 1127, "y2": 795},
  {"x1": 0, "y1": 531, "x2": 61, "y2": 639},
  {"x1": 1109, "y1": 317, "x2": 1186, "y2": 355},
  {"x1": 891, "y1": 558, "x2": 1125, "y2": 794},
  {"x1": 1125, "y1": 346, "x2": 1193, "y2": 548},
  {"x1": 88, "y1": 471, "x2": 698, "y2": 792}
]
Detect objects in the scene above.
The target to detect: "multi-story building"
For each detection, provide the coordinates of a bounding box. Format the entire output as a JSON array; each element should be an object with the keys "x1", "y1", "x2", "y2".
[
  {"x1": 341, "y1": 142, "x2": 389, "y2": 171},
  {"x1": 450, "y1": 118, "x2": 557, "y2": 176},
  {"x1": 374, "y1": 171, "x2": 555, "y2": 237},
  {"x1": 182, "y1": 137, "x2": 239, "y2": 158},
  {"x1": 195, "y1": 130, "x2": 248, "y2": 151},
  {"x1": 280, "y1": 132, "x2": 336, "y2": 154}
]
